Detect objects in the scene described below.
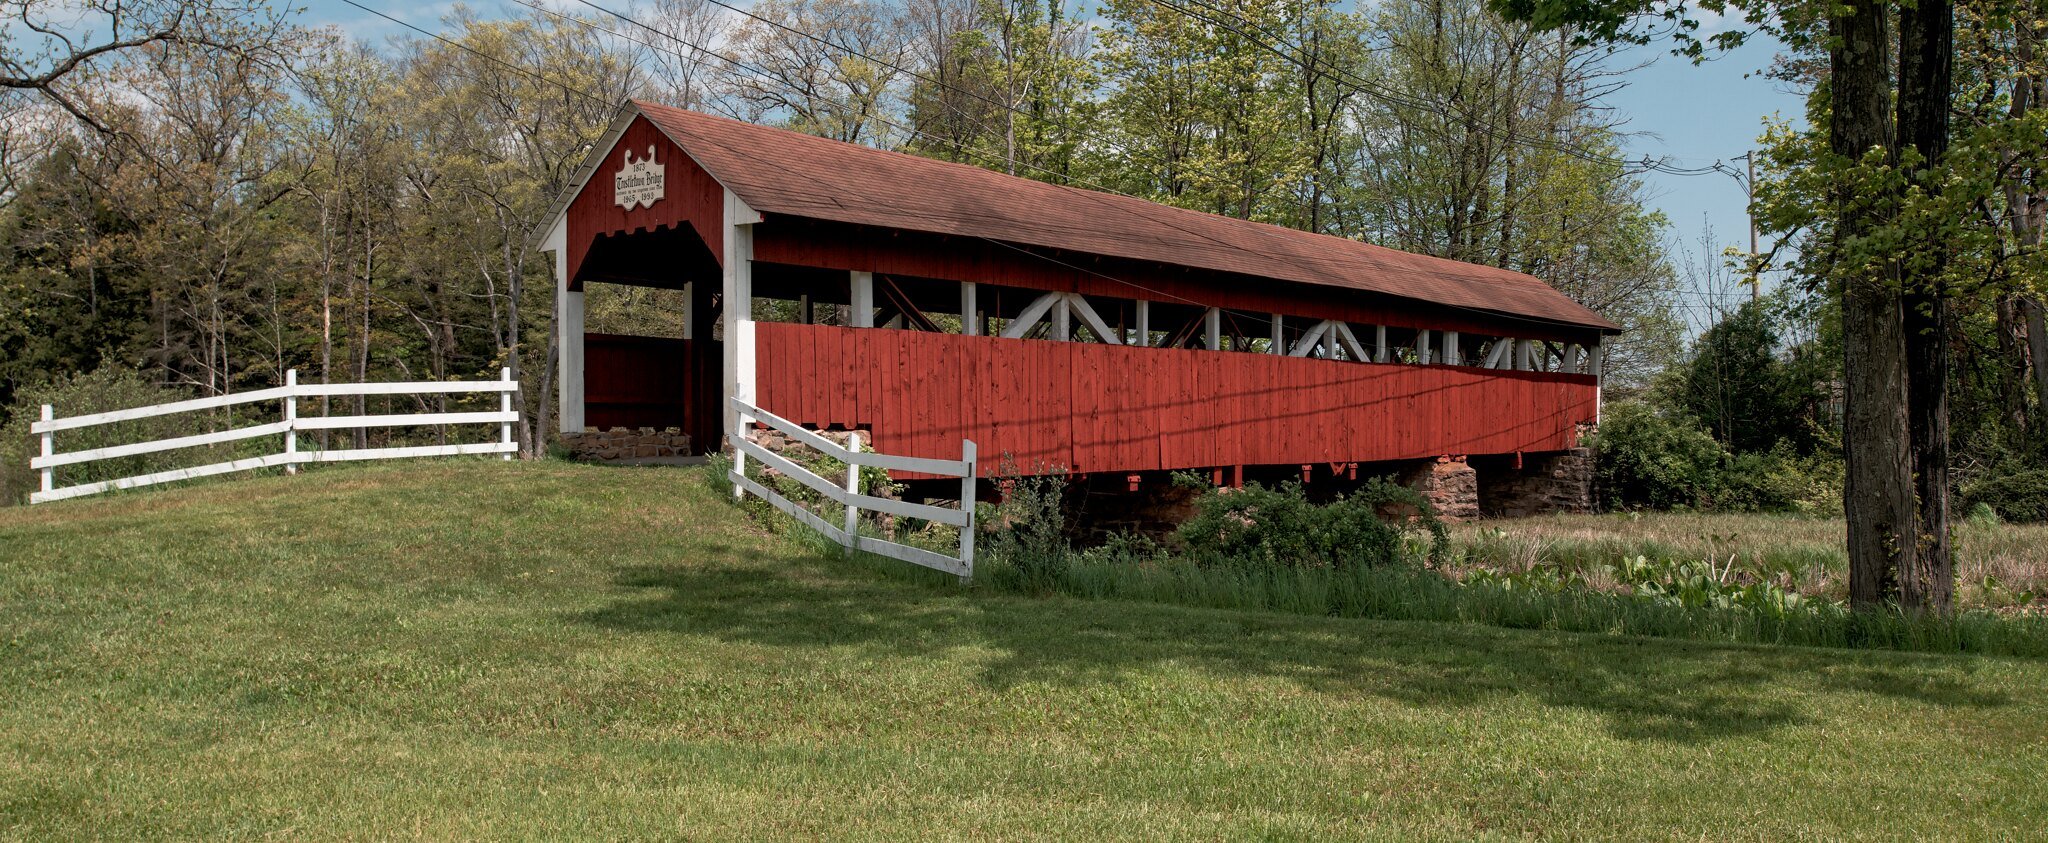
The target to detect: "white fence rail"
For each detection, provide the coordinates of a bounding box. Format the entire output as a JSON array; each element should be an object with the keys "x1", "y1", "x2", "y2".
[
  {"x1": 728, "y1": 396, "x2": 977, "y2": 581},
  {"x1": 31, "y1": 368, "x2": 519, "y2": 504}
]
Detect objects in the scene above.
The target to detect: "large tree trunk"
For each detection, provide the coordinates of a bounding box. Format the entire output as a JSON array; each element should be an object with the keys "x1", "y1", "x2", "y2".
[
  {"x1": 2028, "y1": 299, "x2": 2048, "y2": 428},
  {"x1": 1832, "y1": 0, "x2": 1917, "y2": 609},
  {"x1": 2004, "y1": 26, "x2": 2048, "y2": 440},
  {"x1": 1897, "y1": 0, "x2": 1955, "y2": 612}
]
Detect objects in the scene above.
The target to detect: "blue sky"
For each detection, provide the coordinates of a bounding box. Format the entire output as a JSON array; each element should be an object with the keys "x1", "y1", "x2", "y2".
[
  {"x1": 1606, "y1": 33, "x2": 1807, "y2": 297},
  {"x1": 302, "y1": 0, "x2": 1805, "y2": 296}
]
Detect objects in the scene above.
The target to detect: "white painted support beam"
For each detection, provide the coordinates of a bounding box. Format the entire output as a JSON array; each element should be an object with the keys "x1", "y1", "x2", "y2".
[
  {"x1": 546, "y1": 219, "x2": 584, "y2": 434},
  {"x1": 998, "y1": 291, "x2": 1062, "y2": 339},
  {"x1": 722, "y1": 189, "x2": 761, "y2": 441},
  {"x1": 1332, "y1": 322, "x2": 1369, "y2": 362},
  {"x1": 1134, "y1": 300, "x2": 1150, "y2": 347},
  {"x1": 1482, "y1": 339, "x2": 1510, "y2": 370},
  {"x1": 1443, "y1": 331, "x2": 1461, "y2": 366},
  {"x1": 1591, "y1": 339, "x2": 1608, "y2": 422},
  {"x1": 1065, "y1": 294, "x2": 1121, "y2": 345},
  {"x1": 1289, "y1": 320, "x2": 1333, "y2": 357},
  {"x1": 961, "y1": 282, "x2": 978, "y2": 335},
  {"x1": 1515, "y1": 339, "x2": 1536, "y2": 371},
  {"x1": 1414, "y1": 329, "x2": 1433, "y2": 365},
  {"x1": 1052, "y1": 294, "x2": 1071, "y2": 341},
  {"x1": 851, "y1": 270, "x2": 875, "y2": 328},
  {"x1": 1204, "y1": 308, "x2": 1222, "y2": 350},
  {"x1": 1270, "y1": 314, "x2": 1284, "y2": 354},
  {"x1": 1374, "y1": 325, "x2": 1388, "y2": 363}
]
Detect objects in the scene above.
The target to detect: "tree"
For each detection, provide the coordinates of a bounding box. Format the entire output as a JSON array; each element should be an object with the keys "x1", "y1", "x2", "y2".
[
  {"x1": 1492, "y1": 0, "x2": 1953, "y2": 612},
  {"x1": 400, "y1": 10, "x2": 639, "y2": 454},
  {"x1": 722, "y1": 0, "x2": 912, "y2": 144},
  {"x1": 1670, "y1": 299, "x2": 1822, "y2": 453},
  {"x1": 0, "y1": 0, "x2": 298, "y2": 201}
]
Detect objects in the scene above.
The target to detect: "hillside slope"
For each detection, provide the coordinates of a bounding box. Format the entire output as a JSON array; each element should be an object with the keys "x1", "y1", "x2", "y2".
[{"x1": 2, "y1": 462, "x2": 2043, "y2": 839}]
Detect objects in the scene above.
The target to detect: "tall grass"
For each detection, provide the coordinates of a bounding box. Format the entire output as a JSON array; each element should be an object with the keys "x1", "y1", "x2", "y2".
[
  {"x1": 980, "y1": 556, "x2": 2048, "y2": 658},
  {"x1": 1448, "y1": 512, "x2": 2048, "y2": 608}
]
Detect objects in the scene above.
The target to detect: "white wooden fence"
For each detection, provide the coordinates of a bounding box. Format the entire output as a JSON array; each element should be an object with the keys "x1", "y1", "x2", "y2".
[
  {"x1": 728, "y1": 396, "x2": 977, "y2": 581},
  {"x1": 30, "y1": 368, "x2": 519, "y2": 504}
]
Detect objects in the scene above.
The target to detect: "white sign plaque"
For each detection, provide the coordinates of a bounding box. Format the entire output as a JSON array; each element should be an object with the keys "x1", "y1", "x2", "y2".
[{"x1": 614, "y1": 145, "x2": 665, "y2": 211}]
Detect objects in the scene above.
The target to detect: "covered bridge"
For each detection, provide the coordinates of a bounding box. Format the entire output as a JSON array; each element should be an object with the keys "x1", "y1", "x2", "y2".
[{"x1": 536, "y1": 101, "x2": 1618, "y2": 516}]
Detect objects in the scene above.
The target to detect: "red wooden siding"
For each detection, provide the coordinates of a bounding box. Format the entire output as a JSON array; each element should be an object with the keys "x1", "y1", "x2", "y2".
[
  {"x1": 585, "y1": 333, "x2": 722, "y2": 449},
  {"x1": 754, "y1": 323, "x2": 1597, "y2": 476},
  {"x1": 565, "y1": 116, "x2": 725, "y2": 288}
]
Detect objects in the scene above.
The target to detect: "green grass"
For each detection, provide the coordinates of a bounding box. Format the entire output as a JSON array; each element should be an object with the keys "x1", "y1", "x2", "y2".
[
  {"x1": 996, "y1": 556, "x2": 2048, "y2": 657},
  {"x1": 4, "y1": 462, "x2": 2047, "y2": 839}
]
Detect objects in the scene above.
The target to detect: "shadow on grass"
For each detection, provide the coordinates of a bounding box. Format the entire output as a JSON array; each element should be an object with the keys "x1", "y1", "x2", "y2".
[{"x1": 566, "y1": 549, "x2": 1940, "y2": 745}]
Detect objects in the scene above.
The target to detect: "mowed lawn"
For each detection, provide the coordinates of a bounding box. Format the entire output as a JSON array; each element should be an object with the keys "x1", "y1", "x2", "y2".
[{"x1": 2, "y1": 462, "x2": 2044, "y2": 840}]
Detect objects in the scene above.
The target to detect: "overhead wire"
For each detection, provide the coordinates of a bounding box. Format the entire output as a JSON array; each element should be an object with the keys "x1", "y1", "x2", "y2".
[
  {"x1": 1139, "y1": 0, "x2": 1730, "y2": 177},
  {"x1": 346, "y1": 0, "x2": 1629, "y2": 334}
]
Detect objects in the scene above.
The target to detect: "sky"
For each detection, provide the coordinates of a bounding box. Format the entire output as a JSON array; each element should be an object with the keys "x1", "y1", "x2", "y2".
[
  {"x1": 1605, "y1": 33, "x2": 1808, "y2": 306},
  {"x1": 301, "y1": 0, "x2": 1807, "y2": 307}
]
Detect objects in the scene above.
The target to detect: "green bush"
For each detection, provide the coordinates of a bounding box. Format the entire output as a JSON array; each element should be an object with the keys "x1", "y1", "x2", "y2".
[
  {"x1": 1714, "y1": 447, "x2": 1840, "y2": 514},
  {"x1": 1591, "y1": 402, "x2": 1839, "y2": 514},
  {"x1": 986, "y1": 466, "x2": 1073, "y2": 593},
  {"x1": 1962, "y1": 468, "x2": 2048, "y2": 523},
  {"x1": 1590, "y1": 401, "x2": 1728, "y2": 510},
  {"x1": 1175, "y1": 478, "x2": 1443, "y2": 570},
  {"x1": 0, "y1": 365, "x2": 196, "y2": 505}
]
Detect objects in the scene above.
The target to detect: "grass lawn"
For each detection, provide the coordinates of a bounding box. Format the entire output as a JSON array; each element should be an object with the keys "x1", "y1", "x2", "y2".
[{"x1": 3, "y1": 461, "x2": 2045, "y2": 839}]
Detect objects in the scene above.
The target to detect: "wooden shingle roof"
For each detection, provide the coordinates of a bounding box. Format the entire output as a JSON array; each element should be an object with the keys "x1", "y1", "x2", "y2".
[{"x1": 631, "y1": 100, "x2": 1620, "y2": 333}]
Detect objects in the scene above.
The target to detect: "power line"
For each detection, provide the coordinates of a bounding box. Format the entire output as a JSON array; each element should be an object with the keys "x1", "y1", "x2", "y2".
[
  {"x1": 577, "y1": 0, "x2": 1194, "y2": 188},
  {"x1": 337, "y1": 0, "x2": 614, "y2": 107},
  {"x1": 346, "y1": 0, "x2": 1617, "y2": 333},
  {"x1": 1141, "y1": 0, "x2": 1729, "y2": 178}
]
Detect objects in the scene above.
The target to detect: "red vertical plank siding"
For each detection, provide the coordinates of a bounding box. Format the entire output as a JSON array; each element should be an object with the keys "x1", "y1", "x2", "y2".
[
  {"x1": 749, "y1": 322, "x2": 1595, "y2": 476},
  {"x1": 565, "y1": 117, "x2": 726, "y2": 286}
]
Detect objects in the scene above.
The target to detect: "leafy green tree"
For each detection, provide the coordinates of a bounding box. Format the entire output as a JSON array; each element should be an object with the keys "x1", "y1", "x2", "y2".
[{"x1": 1670, "y1": 299, "x2": 1824, "y2": 454}]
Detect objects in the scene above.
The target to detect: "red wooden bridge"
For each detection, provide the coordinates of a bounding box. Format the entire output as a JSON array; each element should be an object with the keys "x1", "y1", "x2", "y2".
[{"x1": 535, "y1": 101, "x2": 1614, "y2": 509}]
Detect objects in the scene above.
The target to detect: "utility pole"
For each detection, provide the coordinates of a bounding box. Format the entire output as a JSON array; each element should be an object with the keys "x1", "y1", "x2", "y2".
[
  {"x1": 1712, "y1": 153, "x2": 1761, "y2": 304},
  {"x1": 1743, "y1": 151, "x2": 1759, "y2": 302}
]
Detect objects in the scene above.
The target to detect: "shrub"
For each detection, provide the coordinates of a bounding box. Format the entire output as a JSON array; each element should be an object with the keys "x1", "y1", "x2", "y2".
[
  {"x1": 0, "y1": 365, "x2": 195, "y2": 505},
  {"x1": 1962, "y1": 468, "x2": 2048, "y2": 523},
  {"x1": 1714, "y1": 447, "x2": 1839, "y2": 514},
  {"x1": 1589, "y1": 401, "x2": 1728, "y2": 510},
  {"x1": 986, "y1": 465, "x2": 1073, "y2": 593},
  {"x1": 1176, "y1": 478, "x2": 1442, "y2": 570}
]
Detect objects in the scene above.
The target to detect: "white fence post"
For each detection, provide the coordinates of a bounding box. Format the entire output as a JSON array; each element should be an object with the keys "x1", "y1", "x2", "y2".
[
  {"x1": 499, "y1": 367, "x2": 514, "y2": 461},
  {"x1": 731, "y1": 408, "x2": 750, "y2": 501},
  {"x1": 843, "y1": 431, "x2": 862, "y2": 545},
  {"x1": 958, "y1": 439, "x2": 977, "y2": 583},
  {"x1": 284, "y1": 369, "x2": 299, "y2": 475},
  {"x1": 39, "y1": 404, "x2": 53, "y2": 496}
]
